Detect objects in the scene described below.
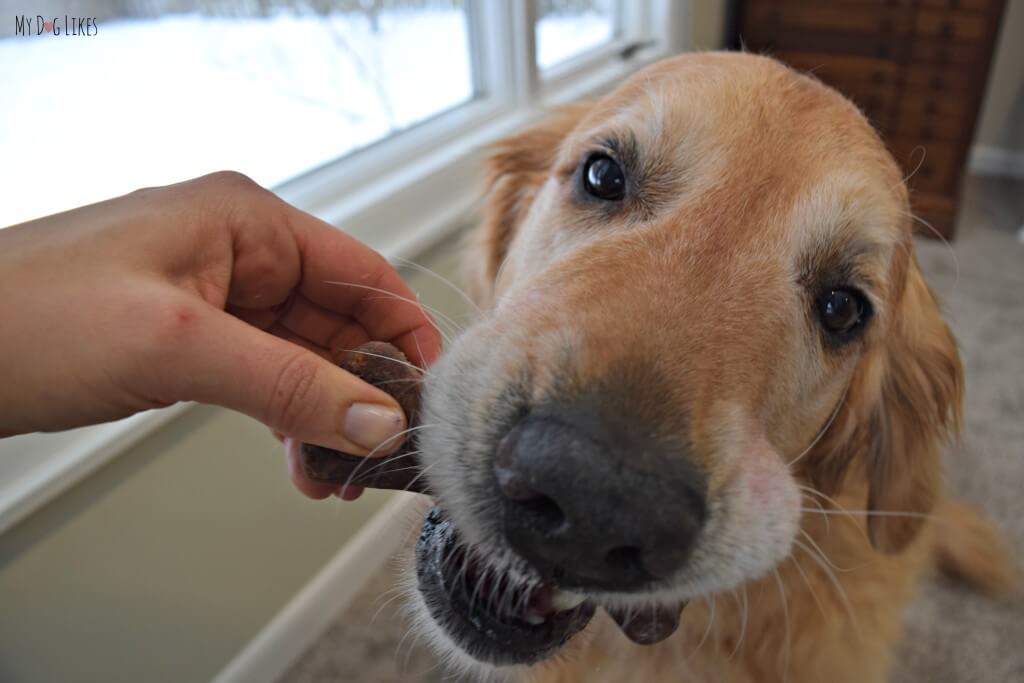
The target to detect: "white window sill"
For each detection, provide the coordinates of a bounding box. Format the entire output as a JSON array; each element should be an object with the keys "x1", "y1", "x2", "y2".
[{"x1": 0, "y1": 39, "x2": 675, "y2": 536}]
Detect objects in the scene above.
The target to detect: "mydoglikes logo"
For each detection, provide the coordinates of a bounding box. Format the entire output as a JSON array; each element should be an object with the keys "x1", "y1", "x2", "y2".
[{"x1": 14, "y1": 15, "x2": 98, "y2": 36}]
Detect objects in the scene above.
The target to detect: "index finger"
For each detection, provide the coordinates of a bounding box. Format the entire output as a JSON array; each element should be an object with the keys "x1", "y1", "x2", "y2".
[{"x1": 290, "y1": 212, "x2": 443, "y2": 368}]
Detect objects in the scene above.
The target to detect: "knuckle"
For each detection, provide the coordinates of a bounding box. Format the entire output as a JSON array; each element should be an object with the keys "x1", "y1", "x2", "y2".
[
  {"x1": 266, "y1": 353, "x2": 324, "y2": 433},
  {"x1": 191, "y1": 171, "x2": 275, "y2": 234},
  {"x1": 205, "y1": 170, "x2": 260, "y2": 192}
]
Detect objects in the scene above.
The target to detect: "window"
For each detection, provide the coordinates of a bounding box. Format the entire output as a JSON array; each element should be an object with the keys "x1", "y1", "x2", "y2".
[
  {"x1": 536, "y1": 0, "x2": 620, "y2": 71},
  {"x1": 0, "y1": 0, "x2": 685, "y2": 532},
  {"x1": 0, "y1": 1, "x2": 681, "y2": 231},
  {"x1": 0, "y1": 1, "x2": 474, "y2": 228}
]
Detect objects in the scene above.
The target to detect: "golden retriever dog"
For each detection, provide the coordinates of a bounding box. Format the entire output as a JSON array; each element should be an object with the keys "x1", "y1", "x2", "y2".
[{"x1": 403, "y1": 52, "x2": 1017, "y2": 682}]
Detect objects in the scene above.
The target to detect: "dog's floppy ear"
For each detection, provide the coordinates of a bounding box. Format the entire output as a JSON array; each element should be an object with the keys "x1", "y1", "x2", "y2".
[
  {"x1": 466, "y1": 105, "x2": 588, "y2": 305},
  {"x1": 810, "y1": 254, "x2": 963, "y2": 554},
  {"x1": 863, "y1": 256, "x2": 963, "y2": 553}
]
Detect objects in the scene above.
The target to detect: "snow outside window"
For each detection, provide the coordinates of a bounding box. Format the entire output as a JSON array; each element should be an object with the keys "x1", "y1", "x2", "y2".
[
  {"x1": 0, "y1": 0, "x2": 475, "y2": 228},
  {"x1": 536, "y1": 0, "x2": 620, "y2": 71},
  {"x1": 0, "y1": 0, "x2": 637, "y2": 230}
]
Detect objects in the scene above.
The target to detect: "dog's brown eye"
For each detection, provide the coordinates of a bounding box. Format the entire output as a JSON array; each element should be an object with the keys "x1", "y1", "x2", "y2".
[
  {"x1": 583, "y1": 154, "x2": 626, "y2": 201},
  {"x1": 817, "y1": 288, "x2": 867, "y2": 337}
]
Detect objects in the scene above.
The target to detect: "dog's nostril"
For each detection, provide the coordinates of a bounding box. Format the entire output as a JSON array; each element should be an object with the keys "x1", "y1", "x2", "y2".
[
  {"x1": 604, "y1": 546, "x2": 644, "y2": 574},
  {"x1": 520, "y1": 495, "x2": 567, "y2": 531},
  {"x1": 495, "y1": 466, "x2": 538, "y2": 501},
  {"x1": 495, "y1": 426, "x2": 540, "y2": 501}
]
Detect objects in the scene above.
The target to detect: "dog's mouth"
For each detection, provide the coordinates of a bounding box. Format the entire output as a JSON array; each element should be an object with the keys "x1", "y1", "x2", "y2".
[
  {"x1": 415, "y1": 507, "x2": 596, "y2": 666},
  {"x1": 415, "y1": 507, "x2": 687, "y2": 666}
]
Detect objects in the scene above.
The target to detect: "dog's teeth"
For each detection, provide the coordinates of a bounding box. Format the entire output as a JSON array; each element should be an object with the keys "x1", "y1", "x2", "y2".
[
  {"x1": 524, "y1": 613, "x2": 546, "y2": 625},
  {"x1": 551, "y1": 589, "x2": 587, "y2": 611}
]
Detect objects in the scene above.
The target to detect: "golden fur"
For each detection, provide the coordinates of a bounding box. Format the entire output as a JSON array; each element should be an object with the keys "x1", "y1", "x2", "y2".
[{"x1": 449, "y1": 53, "x2": 1018, "y2": 683}]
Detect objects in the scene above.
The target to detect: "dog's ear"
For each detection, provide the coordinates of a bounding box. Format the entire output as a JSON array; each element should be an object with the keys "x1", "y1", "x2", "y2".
[
  {"x1": 466, "y1": 105, "x2": 588, "y2": 305},
  {"x1": 863, "y1": 256, "x2": 963, "y2": 553},
  {"x1": 809, "y1": 254, "x2": 963, "y2": 554}
]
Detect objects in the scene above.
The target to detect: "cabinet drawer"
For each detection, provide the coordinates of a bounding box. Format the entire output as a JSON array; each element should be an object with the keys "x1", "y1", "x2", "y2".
[
  {"x1": 914, "y1": 10, "x2": 989, "y2": 41},
  {"x1": 909, "y1": 41, "x2": 988, "y2": 66},
  {"x1": 905, "y1": 65, "x2": 975, "y2": 92},
  {"x1": 898, "y1": 95, "x2": 971, "y2": 121},
  {"x1": 776, "y1": 52, "x2": 900, "y2": 83},
  {"x1": 741, "y1": 29, "x2": 910, "y2": 60},
  {"x1": 745, "y1": 3, "x2": 914, "y2": 35},
  {"x1": 917, "y1": 0, "x2": 1000, "y2": 10},
  {"x1": 893, "y1": 107, "x2": 969, "y2": 143}
]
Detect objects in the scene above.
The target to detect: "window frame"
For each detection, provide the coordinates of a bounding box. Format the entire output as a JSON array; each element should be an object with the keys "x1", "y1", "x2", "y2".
[
  {"x1": 275, "y1": 0, "x2": 688, "y2": 250},
  {"x1": 0, "y1": 0, "x2": 691, "y2": 535}
]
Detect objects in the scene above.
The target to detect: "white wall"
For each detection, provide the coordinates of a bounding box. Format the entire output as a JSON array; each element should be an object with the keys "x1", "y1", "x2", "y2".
[{"x1": 973, "y1": 0, "x2": 1024, "y2": 172}]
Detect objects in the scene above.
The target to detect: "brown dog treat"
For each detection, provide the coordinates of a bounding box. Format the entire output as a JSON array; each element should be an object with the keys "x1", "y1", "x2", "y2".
[{"x1": 300, "y1": 341, "x2": 427, "y2": 493}]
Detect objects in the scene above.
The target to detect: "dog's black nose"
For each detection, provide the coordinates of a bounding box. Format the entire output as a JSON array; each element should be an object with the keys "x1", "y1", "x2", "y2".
[{"x1": 494, "y1": 408, "x2": 706, "y2": 591}]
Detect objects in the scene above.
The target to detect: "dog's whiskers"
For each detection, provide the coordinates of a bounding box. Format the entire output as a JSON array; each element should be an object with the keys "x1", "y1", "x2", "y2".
[
  {"x1": 799, "y1": 529, "x2": 856, "y2": 572},
  {"x1": 792, "y1": 538, "x2": 863, "y2": 642},
  {"x1": 728, "y1": 586, "x2": 749, "y2": 660},
  {"x1": 322, "y1": 280, "x2": 462, "y2": 329},
  {"x1": 787, "y1": 383, "x2": 849, "y2": 468},
  {"x1": 788, "y1": 553, "x2": 827, "y2": 618},
  {"x1": 895, "y1": 207, "x2": 961, "y2": 288},
  {"x1": 796, "y1": 483, "x2": 873, "y2": 543},
  {"x1": 691, "y1": 596, "x2": 716, "y2": 657},
  {"x1": 393, "y1": 255, "x2": 482, "y2": 314},
  {"x1": 798, "y1": 488, "x2": 831, "y2": 534},
  {"x1": 772, "y1": 568, "x2": 792, "y2": 682},
  {"x1": 371, "y1": 586, "x2": 409, "y2": 625},
  {"x1": 799, "y1": 507, "x2": 941, "y2": 521},
  {"x1": 348, "y1": 447, "x2": 423, "y2": 481},
  {"x1": 335, "y1": 423, "x2": 439, "y2": 492},
  {"x1": 898, "y1": 145, "x2": 928, "y2": 186},
  {"x1": 323, "y1": 280, "x2": 463, "y2": 345},
  {"x1": 343, "y1": 348, "x2": 428, "y2": 376}
]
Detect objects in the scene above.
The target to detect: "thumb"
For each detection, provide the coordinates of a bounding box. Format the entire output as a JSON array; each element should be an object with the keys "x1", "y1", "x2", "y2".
[{"x1": 165, "y1": 307, "x2": 407, "y2": 455}]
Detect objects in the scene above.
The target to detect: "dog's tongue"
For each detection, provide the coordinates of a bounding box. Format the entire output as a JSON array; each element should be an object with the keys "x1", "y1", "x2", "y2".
[{"x1": 606, "y1": 603, "x2": 686, "y2": 645}]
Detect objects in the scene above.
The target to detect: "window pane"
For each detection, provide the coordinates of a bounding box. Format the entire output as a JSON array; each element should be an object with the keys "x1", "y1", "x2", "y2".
[
  {"x1": 0, "y1": 1, "x2": 473, "y2": 228},
  {"x1": 535, "y1": 0, "x2": 618, "y2": 71}
]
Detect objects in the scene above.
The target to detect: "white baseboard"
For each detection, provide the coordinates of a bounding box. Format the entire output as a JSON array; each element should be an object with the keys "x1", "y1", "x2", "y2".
[
  {"x1": 969, "y1": 144, "x2": 1024, "y2": 179},
  {"x1": 211, "y1": 494, "x2": 423, "y2": 683}
]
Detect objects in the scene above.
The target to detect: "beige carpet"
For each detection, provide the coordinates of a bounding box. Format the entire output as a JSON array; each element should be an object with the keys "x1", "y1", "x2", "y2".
[{"x1": 281, "y1": 175, "x2": 1024, "y2": 683}]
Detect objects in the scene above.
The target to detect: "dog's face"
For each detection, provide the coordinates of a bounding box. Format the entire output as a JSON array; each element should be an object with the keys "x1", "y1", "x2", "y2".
[{"x1": 409, "y1": 53, "x2": 961, "y2": 674}]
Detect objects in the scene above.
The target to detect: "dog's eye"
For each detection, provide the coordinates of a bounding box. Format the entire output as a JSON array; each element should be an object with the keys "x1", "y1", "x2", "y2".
[
  {"x1": 817, "y1": 288, "x2": 868, "y2": 338},
  {"x1": 583, "y1": 154, "x2": 626, "y2": 201}
]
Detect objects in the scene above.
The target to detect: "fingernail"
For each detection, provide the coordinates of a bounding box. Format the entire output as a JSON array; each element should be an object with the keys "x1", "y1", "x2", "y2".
[{"x1": 343, "y1": 403, "x2": 405, "y2": 455}]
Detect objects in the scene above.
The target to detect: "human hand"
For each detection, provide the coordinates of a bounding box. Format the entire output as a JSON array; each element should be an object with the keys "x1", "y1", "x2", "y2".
[{"x1": 0, "y1": 172, "x2": 441, "y2": 498}]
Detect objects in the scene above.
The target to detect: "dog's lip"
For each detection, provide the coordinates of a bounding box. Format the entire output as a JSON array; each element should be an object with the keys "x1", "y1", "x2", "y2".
[
  {"x1": 415, "y1": 507, "x2": 689, "y2": 665},
  {"x1": 415, "y1": 506, "x2": 596, "y2": 666}
]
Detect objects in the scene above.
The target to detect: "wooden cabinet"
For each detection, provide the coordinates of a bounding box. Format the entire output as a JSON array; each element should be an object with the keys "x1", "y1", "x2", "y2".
[{"x1": 735, "y1": 0, "x2": 1006, "y2": 238}]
